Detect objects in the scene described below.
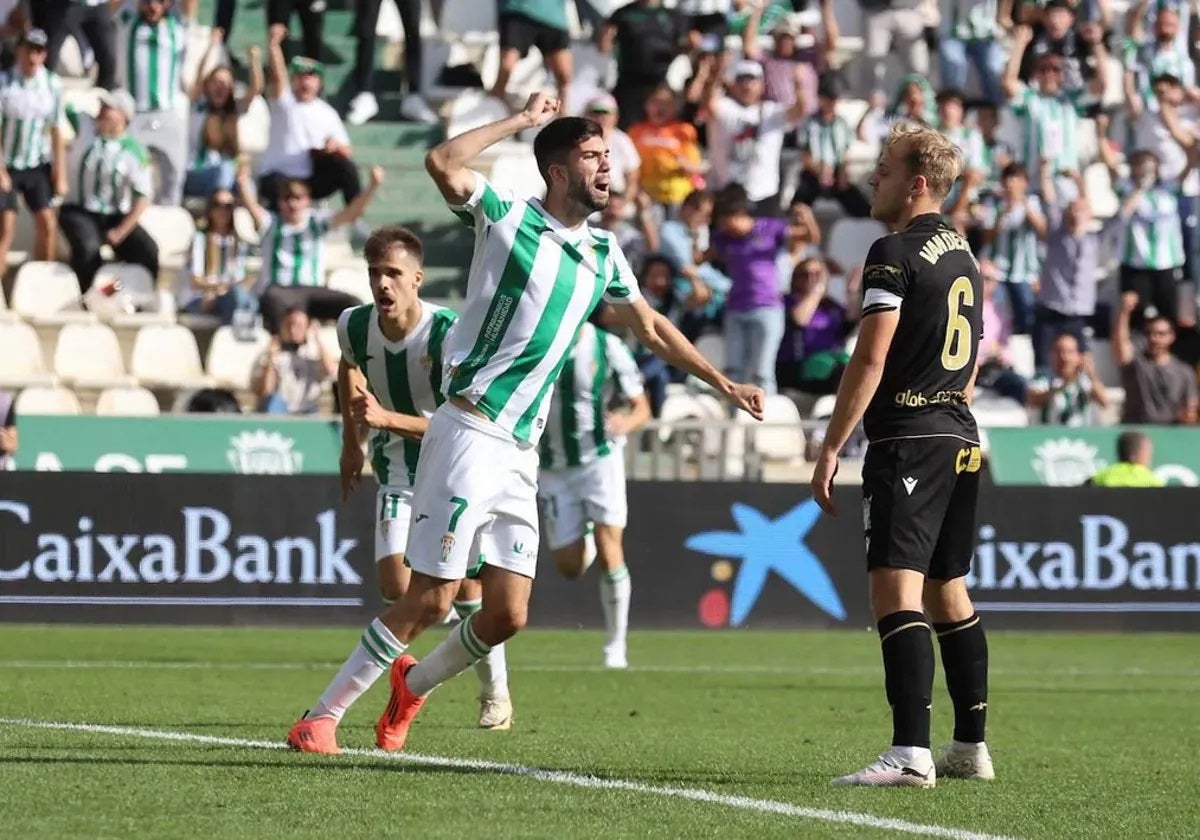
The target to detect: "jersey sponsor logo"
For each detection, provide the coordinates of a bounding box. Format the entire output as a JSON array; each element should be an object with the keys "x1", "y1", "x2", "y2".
[
  {"x1": 918, "y1": 230, "x2": 974, "y2": 266},
  {"x1": 893, "y1": 388, "x2": 968, "y2": 408},
  {"x1": 863, "y1": 263, "x2": 903, "y2": 286},
  {"x1": 955, "y1": 446, "x2": 983, "y2": 474},
  {"x1": 414, "y1": 513, "x2": 429, "y2": 523},
  {"x1": 902, "y1": 476, "x2": 919, "y2": 495}
]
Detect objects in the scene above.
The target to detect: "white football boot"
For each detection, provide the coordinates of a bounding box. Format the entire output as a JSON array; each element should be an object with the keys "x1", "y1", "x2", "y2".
[
  {"x1": 936, "y1": 741, "x2": 996, "y2": 780},
  {"x1": 832, "y1": 747, "x2": 936, "y2": 788},
  {"x1": 478, "y1": 695, "x2": 513, "y2": 730}
]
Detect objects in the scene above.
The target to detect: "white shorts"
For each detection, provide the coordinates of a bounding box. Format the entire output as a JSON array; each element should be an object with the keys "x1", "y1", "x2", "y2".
[
  {"x1": 374, "y1": 486, "x2": 414, "y2": 562},
  {"x1": 406, "y1": 403, "x2": 541, "y2": 580},
  {"x1": 537, "y1": 453, "x2": 628, "y2": 551}
]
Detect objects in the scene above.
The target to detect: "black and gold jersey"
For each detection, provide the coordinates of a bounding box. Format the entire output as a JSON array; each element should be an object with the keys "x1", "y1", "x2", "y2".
[{"x1": 860, "y1": 214, "x2": 983, "y2": 444}]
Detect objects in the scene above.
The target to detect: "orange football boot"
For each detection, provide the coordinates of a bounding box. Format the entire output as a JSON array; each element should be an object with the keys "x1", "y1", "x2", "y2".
[
  {"x1": 375, "y1": 654, "x2": 427, "y2": 751},
  {"x1": 286, "y1": 715, "x2": 342, "y2": 755}
]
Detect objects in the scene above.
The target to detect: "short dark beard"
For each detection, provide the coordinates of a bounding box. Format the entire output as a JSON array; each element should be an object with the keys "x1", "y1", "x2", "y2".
[{"x1": 567, "y1": 178, "x2": 606, "y2": 214}]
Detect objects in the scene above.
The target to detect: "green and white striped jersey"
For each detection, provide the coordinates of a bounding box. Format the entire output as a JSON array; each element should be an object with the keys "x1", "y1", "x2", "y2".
[
  {"x1": 443, "y1": 171, "x2": 643, "y2": 446},
  {"x1": 337, "y1": 301, "x2": 458, "y2": 488},
  {"x1": 1010, "y1": 87, "x2": 1089, "y2": 174},
  {"x1": 1123, "y1": 39, "x2": 1195, "y2": 100},
  {"x1": 946, "y1": 0, "x2": 999, "y2": 40},
  {"x1": 0, "y1": 66, "x2": 63, "y2": 171},
  {"x1": 66, "y1": 108, "x2": 153, "y2": 215},
  {"x1": 1116, "y1": 179, "x2": 1186, "y2": 270},
  {"x1": 117, "y1": 4, "x2": 188, "y2": 113},
  {"x1": 981, "y1": 193, "x2": 1043, "y2": 285},
  {"x1": 539, "y1": 322, "x2": 644, "y2": 470},
  {"x1": 943, "y1": 124, "x2": 985, "y2": 209},
  {"x1": 260, "y1": 210, "x2": 334, "y2": 288},
  {"x1": 798, "y1": 114, "x2": 852, "y2": 168}
]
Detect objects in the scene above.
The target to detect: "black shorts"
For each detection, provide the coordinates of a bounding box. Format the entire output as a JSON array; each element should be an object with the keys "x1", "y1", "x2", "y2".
[
  {"x1": 499, "y1": 12, "x2": 569, "y2": 58},
  {"x1": 1119, "y1": 264, "x2": 1181, "y2": 326},
  {"x1": 861, "y1": 436, "x2": 982, "y2": 580},
  {"x1": 1, "y1": 164, "x2": 53, "y2": 213}
]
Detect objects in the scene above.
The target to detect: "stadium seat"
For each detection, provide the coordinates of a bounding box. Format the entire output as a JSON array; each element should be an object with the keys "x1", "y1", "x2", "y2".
[
  {"x1": 971, "y1": 395, "x2": 1030, "y2": 427},
  {"x1": 10, "y1": 261, "x2": 93, "y2": 324},
  {"x1": 138, "y1": 206, "x2": 196, "y2": 263},
  {"x1": 86, "y1": 263, "x2": 159, "y2": 318},
  {"x1": 206, "y1": 325, "x2": 271, "y2": 390},
  {"x1": 327, "y1": 266, "x2": 371, "y2": 302},
  {"x1": 745, "y1": 394, "x2": 806, "y2": 462},
  {"x1": 95, "y1": 386, "x2": 161, "y2": 416},
  {"x1": 810, "y1": 394, "x2": 838, "y2": 419},
  {"x1": 0, "y1": 285, "x2": 13, "y2": 321},
  {"x1": 826, "y1": 218, "x2": 888, "y2": 274},
  {"x1": 15, "y1": 385, "x2": 81, "y2": 415},
  {"x1": 1008, "y1": 334, "x2": 1036, "y2": 379},
  {"x1": 1084, "y1": 162, "x2": 1119, "y2": 219},
  {"x1": 233, "y1": 206, "x2": 262, "y2": 246},
  {"x1": 238, "y1": 96, "x2": 271, "y2": 157},
  {"x1": 53, "y1": 322, "x2": 134, "y2": 388},
  {"x1": 130, "y1": 324, "x2": 213, "y2": 389},
  {"x1": 317, "y1": 324, "x2": 341, "y2": 361},
  {"x1": 488, "y1": 150, "x2": 544, "y2": 199},
  {"x1": 0, "y1": 321, "x2": 57, "y2": 387}
]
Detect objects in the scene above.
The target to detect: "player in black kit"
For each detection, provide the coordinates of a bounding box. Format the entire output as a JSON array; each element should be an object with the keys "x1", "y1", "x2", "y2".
[{"x1": 812, "y1": 122, "x2": 994, "y2": 788}]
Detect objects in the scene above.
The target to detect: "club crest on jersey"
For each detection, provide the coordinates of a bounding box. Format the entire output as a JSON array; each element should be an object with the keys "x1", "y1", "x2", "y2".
[
  {"x1": 419, "y1": 353, "x2": 432, "y2": 371},
  {"x1": 441, "y1": 532, "x2": 455, "y2": 561}
]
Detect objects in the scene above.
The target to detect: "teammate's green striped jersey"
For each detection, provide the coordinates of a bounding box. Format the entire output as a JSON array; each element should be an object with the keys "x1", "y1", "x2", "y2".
[
  {"x1": 798, "y1": 114, "x2": 852, "y2": 168},
  {"x1": 981, "y1": 193, "x2": 1043, "y2": 285},
  {"x1": 1010, "y1": 87, "x2": 1089, "y2": 174},
  {"x1": 443, "y1": 171, "x2": 643, "y2": 446},
  {"x1": 1123, "y1": 40, "x2": 1195, "y2": 100},
  {"x1": 0, "y1": 66, "x2": 63, "y2": 170},
  {"x1": 337, "y1": 301, "x2": 458, "y2": 488},
  {"x1": 1116, "y1": 179, "x2": 1186, "y2": 270},
  {"x1": 260, "y1": 211, "x2": 333, "y2": 288},
  {"x1": 66, "y1": 108, "x2": 153, "y2": 215},
  {"x1": 539, "y1": 322, "x2": 644, "y2": 470},
  {"x1": 118, "y1": 5, "x2": 187, "y2": 113}
]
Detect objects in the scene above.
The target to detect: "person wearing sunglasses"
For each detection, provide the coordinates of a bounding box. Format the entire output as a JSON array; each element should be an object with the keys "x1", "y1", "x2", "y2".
[
  {"x1": 0, "y1": 30, "x2": 66, "y2": 275},
  {"x1": 178, "y1": 190, "x2": 256, "y2": 324}
]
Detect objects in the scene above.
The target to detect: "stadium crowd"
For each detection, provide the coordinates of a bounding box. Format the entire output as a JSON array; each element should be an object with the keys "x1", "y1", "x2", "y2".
[{"x1": 2, "y1": 0, "x2": 1200, "y2": 468}]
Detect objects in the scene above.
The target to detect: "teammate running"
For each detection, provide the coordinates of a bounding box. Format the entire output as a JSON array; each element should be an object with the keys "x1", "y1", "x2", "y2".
[
  {"x1": 286, "y1": 226, "x2": 511, "y2": 755},
  {"x1": 287, "y1": 91, "x2": 763, "y2": 754},
  {"x1": 812, "y1": 122, "x2": 995, "y2": 787},
  {"x1": 538, "y1": 311, "x2": 650, "y2": 669}
]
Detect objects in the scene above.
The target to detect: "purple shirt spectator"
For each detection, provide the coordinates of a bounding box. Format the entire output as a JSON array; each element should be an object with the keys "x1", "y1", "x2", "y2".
[
  {"x1": 712, "y1": 216, "x2": 788, "y2": 312},
  {"x1": 778, "y1": 296, "x2": 847, "y2": 363}
]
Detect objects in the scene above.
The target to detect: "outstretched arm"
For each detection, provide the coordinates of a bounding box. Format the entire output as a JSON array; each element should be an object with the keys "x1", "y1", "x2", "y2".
[{"x1": 425, "y1": 92, "x2": 560, "y2": 205}]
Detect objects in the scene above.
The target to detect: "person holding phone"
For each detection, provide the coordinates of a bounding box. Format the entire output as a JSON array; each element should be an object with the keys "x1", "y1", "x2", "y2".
[{"x1": 252, "y1": 306, "x2": 338, "y2": 414}]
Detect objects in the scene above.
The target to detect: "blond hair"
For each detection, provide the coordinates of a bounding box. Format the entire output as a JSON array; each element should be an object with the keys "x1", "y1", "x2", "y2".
[{"x1": 885, "y1": 121, "x2": 963, "y2": 201}]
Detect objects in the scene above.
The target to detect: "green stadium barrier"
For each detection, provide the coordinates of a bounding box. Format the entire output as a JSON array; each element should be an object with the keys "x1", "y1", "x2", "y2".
[{"x1": 986, "y1": 427, "x2": 1200, "y2": 486}]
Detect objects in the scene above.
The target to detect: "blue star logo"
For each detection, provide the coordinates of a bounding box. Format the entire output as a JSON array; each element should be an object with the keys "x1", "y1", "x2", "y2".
[{"x1": 685, "y1": 500, "x2": 846, "y2": 625}]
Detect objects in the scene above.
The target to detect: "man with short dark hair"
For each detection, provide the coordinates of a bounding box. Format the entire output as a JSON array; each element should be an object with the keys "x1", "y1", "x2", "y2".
[
  {"x1": 813, "y1": 121, "x2": 994, "y2": 787},
  {"x1": 285, "y1": 92, "x2": 764, "y2": 754},
  {"x1": 1089, "y1": 431, "x2": 1164, "y2": 486},
  {"x1": 1113, "y1": 292, "x2": 1199, "y2": 424}
]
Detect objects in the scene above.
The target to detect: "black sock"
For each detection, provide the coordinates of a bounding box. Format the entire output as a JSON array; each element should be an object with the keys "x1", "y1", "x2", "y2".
[
  {"x1": 877, "y1": 610, "x2": 933, "y2": 749},
  {"x1": 934, "y1": 613, "x2": 989, "y2": 744}
]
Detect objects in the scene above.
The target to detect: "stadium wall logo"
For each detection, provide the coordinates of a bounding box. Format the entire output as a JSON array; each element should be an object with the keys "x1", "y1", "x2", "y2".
[
  {"x1": 685, "y1": 499, "x2": 846, "y2": 627},
  {"x1": 226, "y1": 430, "x2": 303, "y2": 475}
]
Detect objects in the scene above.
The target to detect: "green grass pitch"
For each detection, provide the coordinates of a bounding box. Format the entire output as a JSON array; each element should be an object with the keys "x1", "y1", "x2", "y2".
[{"x1": 0, "y1": 625, "x2": 1197, "y2": 839}]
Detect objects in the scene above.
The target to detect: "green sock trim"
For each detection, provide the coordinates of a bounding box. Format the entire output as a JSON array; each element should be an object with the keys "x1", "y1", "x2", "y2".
[
  {"x1": 459, "y1": 617, "x2": 490, "y2": 660},
  {"x1": 604, "y1": 565, "x2": 630, "y2": 583},
  {"x1": 366, "y1": 623, "x2": 400, "y2": 660},
  {"x1": 359, "y1": 633, "x2": 392, "y2": 669},
  {"x1": 453, "y1": 599, "x2": 482, "y2": 619}
]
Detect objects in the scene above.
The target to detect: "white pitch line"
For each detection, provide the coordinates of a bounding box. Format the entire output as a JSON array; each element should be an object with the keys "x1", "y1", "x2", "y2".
[{"x1": 0, "y1": 718, "x2": 1015, "y2": 840}]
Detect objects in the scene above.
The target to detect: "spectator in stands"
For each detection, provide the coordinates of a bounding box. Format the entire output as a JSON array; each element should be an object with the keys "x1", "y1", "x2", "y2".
[
  {"x1": 346, "y1": 0, "x2": 436, "y2": 126},
  {"x1": 1124, "y1": 0, "x2": 1195, "y2": 103},
  {"x1": 631, "y1": 252, "x2": 712, "y2": 414},
  {"x1": 940, "y1": 0, "x2": 1006, "y2": 104},
  {"x1": 252, "y1": 306, "x2": 338, "y2": 415},
  {"x1": 178, "y1": 188, "x2": 256, "y2": 324},
  {"x1": 600, "y1": 0, "x2": 689, "y2": 126},
  {"x1": 627, "y1": 85, "x2": 704, "y2": 214},
  {"x1": 792, "y1": 73, "x2": 870, "y2": 217},
  {"x1": 257, "y1": 28, "x2": 362, "y2": 213},
  {"x1": 1016, "y1": 1, "x2": 1108, "y2": 96},
  {"x1": 595, "y1": 189, "x2": 658, "y2": 272},
  {"x1": 710, "y1": 187, "x2": 794, "y2": 394},
  {"x1": 0, "y1": 3, "x2": 29, "y2": 68},
  {"x1": 237, "y1": 162, "x2": 381, "y2": 333},
  {"x1": 115, "y1": 0, "x2": 195, "y2": 207},
  {"x1": 1087, "y1": 431, "x2": 1165, "y2": 486},
  {"x1": 37, "y1": 0, "x2": 117, "y2": 92},
  {"x1": 0, "y1": 30, "x2": 66, "y2": 274},
  {"x1": 776, "y1": 257, "x2": 858, "y2": 394},
  {"x1": 701, "y1": 58, "x2": 808, "y2": 214},
  {"x1": 860, "y1": 0, "x2": 930, "y2": 93},
  {"x1": 492, "y1": 0, "x2": 572, "y2": 107},
  {"x1": 1027, "y1": 332, "x2": 1108, "y2": 425},
  {"x1": 980, "y1": 161, "x2": 1046, "y2": 335},
  {"x1": 657, "y1": 188, "x2": 728, "y2": 338},
  {"x1": 267, "y1": 0, "x2": 324, "y2": 63},
  {"x1": 1035, "y1": 162, "x2": 1098, "y2": 369},
  {"x1": 59, "y1": 90, "x2": 158, "y2": 295},
  {"x1": 937, "y1": 89, "x2": 985, "y2": 231},
  {"x1": 585, "y1": 93, "x2": 640, "y2": 201},
  {"x1": 1113, "y1": 291, "x2": 1199, "y2": 423},
  {"x1": 1101, "y1": 142, "x2": 1190, "y2": 329},
  {"x1": 972, "y1": 101, "x2": 1013, "y2": 204},
  {"x1": 857, "y1": 73, "x2": 935, "y2": 146},
  {"x1": 0, "y1": 387, "x2": 14, "y2": 471},
  {"x1": 976, "y1": 259, "x2": 1029, "y2": 403},
  {"x1": 744, "y1": 0, "x2": 839, "y2": 118},
  {"x1": 185, "y1": 34, "x2": 262, "y2": 199}
]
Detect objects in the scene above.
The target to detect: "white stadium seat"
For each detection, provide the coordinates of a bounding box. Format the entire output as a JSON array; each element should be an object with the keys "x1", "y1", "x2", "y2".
[
  {"x1": 206, "y1": 325, "x2": 271, "y2": 390},
  {"x1": 744, "y1": 394, "x2": 806, "y2": 462},
  {"x1": 318, "y1": 324, "x2": 341, "y2": 361},
  {"x1": 130, "y1": 324, "x2": 213, "y2": 389},
  {"x1": 233, "y1": 206, "x2": 262, "y2": 247},
  {"x1": 53, "y1": 323, "x2": 133, "y2": 388},
  {"x1": 327, "y1": 266, "x2": 371, "y2": 302},
  {"x1": 1084, "y1": 162, "x2": 1119, "y2": 219},
  {"x1": 86, "y1": 262, "x2": 160, "y2": 318},
  {"x1": 826, "y1": 218, "x2": 887, "y2": 275},
  {"x1": 1007, "y1": 334, "x2": 1036, "y2": 380},
  {"x1": 138, "y1": 206, "x2": 196, "y2": 262},
  {"x1": 10, "y1": 261, "x2": 92, "y2": 323},
  {"x1": 0, "y1": 321, "x2": 56, "y2": 387},
  {"x1": 95, "y1": 386, "x2": 161, "y2": 416},
  {"x1": 16, "y1": 386, "x2": 81, "y2": 415},
  {"x1": 238, "y1": 96, "x2": 271, "y2": 157}
]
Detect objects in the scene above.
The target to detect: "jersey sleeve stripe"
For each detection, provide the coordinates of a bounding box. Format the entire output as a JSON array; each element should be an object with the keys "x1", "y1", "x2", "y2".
[{"x1": 427, "y1": 309, "x2": 455, "y2": 405}]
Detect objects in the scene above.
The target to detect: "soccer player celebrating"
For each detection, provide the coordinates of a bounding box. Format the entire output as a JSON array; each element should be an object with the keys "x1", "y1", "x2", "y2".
[
  {"x1": 811, "y1": 122, "x2": 994, "y2": 787},
  {"x1": 538, "y1": 309, "x2": 650, "y2": 669},
  {"x1": 286, "y1": 227, "x2": 512, "y2": 754},
  {"x1": 289, "y1": 91, "x2": 763, "y2": 754}
]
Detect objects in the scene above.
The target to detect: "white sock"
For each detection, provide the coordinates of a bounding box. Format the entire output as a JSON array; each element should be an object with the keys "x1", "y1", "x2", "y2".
[
  {"x1": 600, "y1": 564, "x2": 631, "y2": 650},
  {"x1": 891, "y1": 745, "x2": 934, "y2": 767},
  {"x1": 308, "y1": 618, "x2": 405, "y2": 722},
  {"x1": 407, "y1": 614, "x2": 490, "y2": 696},
  {"x1": 582, "y1": 527, "x2": 597, "y2": 574},
  {"x1": 454, "y1": 599, "x2": 509, "y2": 700}
]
